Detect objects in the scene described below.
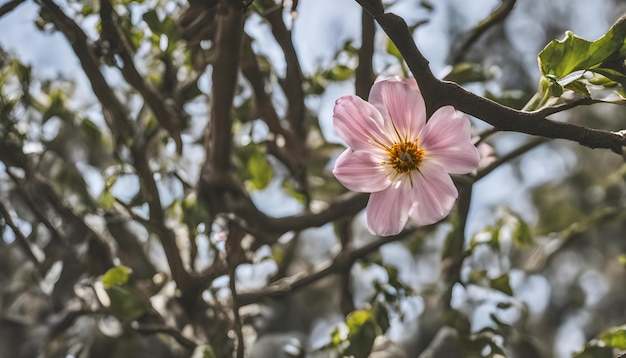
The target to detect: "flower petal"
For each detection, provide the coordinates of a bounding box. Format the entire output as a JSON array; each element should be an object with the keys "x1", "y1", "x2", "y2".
[
  {"x1": 408, "y1": 161, "x2": 458, "y2": 226},
  {"x1": 369, "y1": 80, "x2": 426, "y2": 141},
  {"x1": 333, "y1": 149, "x2": 391, "y2": 193},
  {"x1": 366, "y1": 184, "x2": 414, "y2": 236},
  {"x1": 378, "y1": 76, "x2": 420, "y2": 92},
  {"x1": 333, "y1": 95, "x2": 391, "y2": 151},
  {"x1": 420, "y1": 106, "x2": 480, "y2": 174}
]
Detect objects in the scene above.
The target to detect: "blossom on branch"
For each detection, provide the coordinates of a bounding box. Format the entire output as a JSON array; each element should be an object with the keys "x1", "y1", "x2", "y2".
[{"x1": 332, "y1": 77, "x2": 480, "y2": 236}]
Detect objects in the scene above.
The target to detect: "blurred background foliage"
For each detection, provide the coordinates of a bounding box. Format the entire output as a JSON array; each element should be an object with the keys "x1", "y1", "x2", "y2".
[{"x1": 0, "y1": 0, "x2": 626, "y2": 357}]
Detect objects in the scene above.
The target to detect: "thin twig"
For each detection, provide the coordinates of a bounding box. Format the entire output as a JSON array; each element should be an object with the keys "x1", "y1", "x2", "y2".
[
  {"x1": 450, "y1": 0, "x2": 517, "y2": 64},
  {"x1": 0, "y1": 0, "x2": 24, "y2": 18},
  {"x1": 0, "y1": 201, "x2": 41, "y2": 265},
  {"x1": 134, "y1": 323, "x2": 198, "y2": 350},
  {"x1": 474, "y1": 137, "x2": 548, "y2": 181}
]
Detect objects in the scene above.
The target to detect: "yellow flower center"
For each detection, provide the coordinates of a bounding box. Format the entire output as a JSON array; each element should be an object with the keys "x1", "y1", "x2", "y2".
[{"x1": 387, "y1": 140, "x2": 425, "y2": 174}]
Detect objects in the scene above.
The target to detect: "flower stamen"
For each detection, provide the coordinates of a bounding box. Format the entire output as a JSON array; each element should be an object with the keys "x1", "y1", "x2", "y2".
[{"x1": 387, "y1": 140, "x2": 425, "y2": 174}]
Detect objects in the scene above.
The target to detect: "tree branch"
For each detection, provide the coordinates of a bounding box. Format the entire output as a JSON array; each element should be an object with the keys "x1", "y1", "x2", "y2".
[
  {"x1": 0, "y1": 0, "x2": 24, "y2": 19},
  {"x1": 356, "y1": 0, "x2": 626, "y2": 154},
  {"x1": 450, "y1": 0, "x2": 517, "y2": 64},
  {"x1": 355, "y1": 8, "x2": 376, "y2": 99},
  {"x1": 474, "y1": 137, "x2": 548, "y2": 181}
]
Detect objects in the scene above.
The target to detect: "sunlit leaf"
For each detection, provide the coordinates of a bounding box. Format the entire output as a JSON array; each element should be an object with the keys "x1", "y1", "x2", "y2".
[
  {"x1": 102, "y1": 265, "x2": 132, "y2": 289},
  {"x1": 539, "y1": 17, "x2": 626, "y2": 79},
  {"x1": 322, "y1": 65, "x2": 354, "y2": 82},
  {"x1": 386, "y1": 38, "x2": 402, "y2": 60},
  {"x1": 599, "y1": 325, "x2": 626, "y2": 349},
  {"x1": 247, "y1": 151, "x2": 272, "y2": 190}
]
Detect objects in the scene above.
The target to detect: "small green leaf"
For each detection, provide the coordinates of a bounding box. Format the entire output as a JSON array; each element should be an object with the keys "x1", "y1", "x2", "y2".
[
  {"x1": 344, "y1": 310, "x2": 378, "y2": 358},
  {"x1": 564, "y1": 80, "x2": 590, "y2": 97},
  {"x1": 618, "y1": 254, "x2": 626, "y2": 268},
  {"x1": 142, "y1": 10, "x2": 161, "y2": 34},
  {"x1": 573, "y1": 345, "x2": 613, "y2": 358},
  {"x1": 510, "y1": 212, "x2": 533, "y2": 247},
  {"x1": 331, "y1": 327, "x2": 342, "y2": 347},
  {"x1": 99, "y1": 191, "x2": 116, "y2": 210},
  {"x1": 247, "y1": 151, "x2": 272, "y2": 190},
  {"x1": 599, "y1": 325, "x2": 626, "y2": 349},
  {"x1": 106, "y1": 285, "x2": 147, "y2": 322},
  {"x1": 322, "y1": 65, "x2": 354, "y2": 81},
  {"x1": 102, "y1": 265, "x2": 132, "y2": 289},
  {"x1": 490, "y1": 274, "x2": 513, "y2": 296},
  {"x1": 202, "y1": 347, "x2": 216, "y2": 358},
  {"x1": 372, "y1": 302, "x2": 390, "y2": 334},
  {"x1": 386, "y1": 38, "x2": 402, "y2": 60}
]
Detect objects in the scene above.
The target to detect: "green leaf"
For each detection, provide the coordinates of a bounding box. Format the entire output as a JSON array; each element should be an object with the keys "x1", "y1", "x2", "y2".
[
  {"x1": 599, "y1": 325, "x2": 626, "y2": 349},
  {"x1": 573, "y1": 346, "x2": 614, "y2": 358},
  {"x1": 564, "y1": 80, "x2": 590, "y2": 97},
  {"x1": 102, "y1": 265, "x2": 132, "y2": 289},
  {"x1": 510, "y1": 212, "x2": 533, "y2": 247},
  {"x1": 618, "y1": 254, "x2": 626, "y2": 268},
  {"x1": 372, "y1": 302, "x2": 390, "y2": 334},
  {"x1": 247, "y1": 151, "x2": 272, "y2": 190},
  {"x1": 202, "y1": 347, "x2": 217, "y2": 358},
  {"x1": 538, "y1": 17, "x2": 626, "y2": 79},
  {"x1": 386, "y1": 38, "x2": 402, "y2": 60},
  {"x1": 490, "y1": 274, "x2": 513, "y2": 296},
  {"x1": 142, "y1": 10, "x2": 161, "y2": 34},
  {"x1": 344, "y1": 310, "x2": 378, "y2": 358},
  {"x1": 98, "y1": 191, "x2": 116, "y2": 210},
  {"x1": 106, "y1": 285, "x2": 147, "y2": 322},
  {"x1": 322, "y1": 65, "x2": 354, "y2": 82}
]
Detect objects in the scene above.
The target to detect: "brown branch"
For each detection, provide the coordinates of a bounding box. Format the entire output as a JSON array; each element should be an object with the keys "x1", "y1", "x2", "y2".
[
  {"x1": 38, "y1": 0, "x2": 134, "y2": 143},
  {"x1": 205, "y1": 1, "x2": 244, "y2": 175},
  {"x1": 99, "y1": 0, "x2": 184, "y2": 153},
  {"x1": 0, "y1": 201, "x2": 41, "y2": 265},
  {"x1": 355, "y1": 8, "x2": 376, "y2": 99},
  {"x1": 356, "y1": 0, "x2": 626, "y2": 154},
  {"x1": 0, "y1": 0, "x2": 24, "y2": 19},
  {"x1": 129, "y1": 143, "x2": 194, "y2": 296},
  {"x1": 450, "y1": 0, "x2": 516, "y2": 64},
  {"x1": 226, "y1": 223, "x2": 246, "y2": 358}
]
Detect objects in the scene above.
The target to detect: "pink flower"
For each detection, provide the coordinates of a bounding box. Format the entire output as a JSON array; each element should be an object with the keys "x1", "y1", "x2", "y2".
[{"x1": 332, "y1": 77, "x2": 480, "y2": 236}]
